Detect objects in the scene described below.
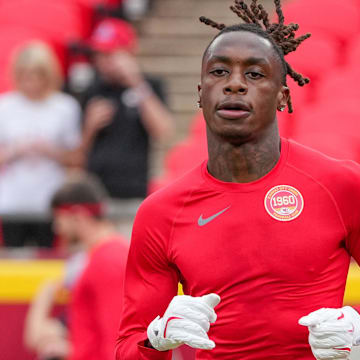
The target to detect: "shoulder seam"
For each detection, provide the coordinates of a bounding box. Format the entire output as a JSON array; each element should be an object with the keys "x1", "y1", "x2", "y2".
[{"x1": 286, "y1": 162, "x2": 348, "y2": 239}]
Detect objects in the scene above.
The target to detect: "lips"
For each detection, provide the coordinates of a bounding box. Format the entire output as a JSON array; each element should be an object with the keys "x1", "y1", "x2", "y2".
[{"x1": 216, "y1": 100, "x2": 251, "y2": 120}]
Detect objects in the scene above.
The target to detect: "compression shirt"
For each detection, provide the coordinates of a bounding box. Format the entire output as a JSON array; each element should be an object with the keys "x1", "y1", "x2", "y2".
[{"x1": 116, "y1": 138, "x2": 360, "y2": 359}]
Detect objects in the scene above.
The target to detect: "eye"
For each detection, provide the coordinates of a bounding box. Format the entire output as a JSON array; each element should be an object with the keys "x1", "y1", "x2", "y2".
[
  {"x1": 210, "y1": 69, "x2": 229, "y2": 77},
  {"x1": 246, "y1": 71, "x2": 264, "y2": 79}
]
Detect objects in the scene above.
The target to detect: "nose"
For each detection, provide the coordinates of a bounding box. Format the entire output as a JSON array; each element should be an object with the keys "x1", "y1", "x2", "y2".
[{"x1": 223, "y1": 73, "x2": 248, "y2": 95}]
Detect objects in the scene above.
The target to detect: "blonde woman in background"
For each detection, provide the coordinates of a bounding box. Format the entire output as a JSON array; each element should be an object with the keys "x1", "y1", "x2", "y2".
[{"x1": 0, "y1": 41, "x2": 82, "y2": 247}]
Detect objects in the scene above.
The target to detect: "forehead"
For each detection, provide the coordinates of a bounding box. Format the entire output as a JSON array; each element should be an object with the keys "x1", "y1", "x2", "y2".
[{"x1": 203, "y1": 31, "x2": 278, "y2": 66}]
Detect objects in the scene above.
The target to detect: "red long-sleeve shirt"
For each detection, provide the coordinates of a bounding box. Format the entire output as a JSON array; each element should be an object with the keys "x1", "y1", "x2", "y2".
[
  {"x1": 69, "y1": 236, "x2": 129, "y2": 360},
  {"x1": 116, "y1": 138, "x2": 360, "y2": 359}
]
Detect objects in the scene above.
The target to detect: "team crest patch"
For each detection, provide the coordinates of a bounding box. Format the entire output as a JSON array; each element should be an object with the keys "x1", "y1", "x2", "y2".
[{"x1": 264, "y1": 185, "x2": 304, "y2": 222}]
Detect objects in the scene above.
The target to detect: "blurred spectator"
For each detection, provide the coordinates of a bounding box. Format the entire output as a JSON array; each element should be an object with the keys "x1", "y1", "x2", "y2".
[
  {"x1": 24, "y1": 172, "x2": 128, "y2": 360},
  {"x1": 78, "y1": 18, "x2": 174, "y2": 199},
  {"x1": 0, "y1": 41, "x2": 82, "y2": 247},
  {"x1": 51, "y1": 173, "x2": 128, "y2": 360}
]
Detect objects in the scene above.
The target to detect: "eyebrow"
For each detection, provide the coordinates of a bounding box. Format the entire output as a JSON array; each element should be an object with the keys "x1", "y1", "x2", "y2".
[{"x1": 208, "y1": 55, "x2": 270, "y2": 66}]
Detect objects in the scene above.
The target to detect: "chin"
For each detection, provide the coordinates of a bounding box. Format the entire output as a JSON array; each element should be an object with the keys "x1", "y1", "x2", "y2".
[
  {"x1": 213, "y1": 127, "x2": 253, "y2": 146},
  {"x1": 221, "y1": 133, "x2": 253, "y2": 146},
  {"x1": 213, "y1": 114, "x2": 276, "y2": 145},
  {"x1": 205, "y1": 114, "x2": 258, "y2": 145}
]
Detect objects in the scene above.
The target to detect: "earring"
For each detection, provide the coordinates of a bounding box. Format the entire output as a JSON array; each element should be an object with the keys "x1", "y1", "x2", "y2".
[
  {"x1": 278, "y1": 106, "x2": 285, "y2": 112},
  {"x1": 197, "y1": 100, "x2": 202, "y2": 108}
]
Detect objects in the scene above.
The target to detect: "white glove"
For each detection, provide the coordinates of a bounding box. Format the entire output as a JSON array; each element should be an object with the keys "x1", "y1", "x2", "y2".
[
  {"x1": 299, "y1": 306, "x2": 360, "y2": 359},
  {"x1": 147, "y1": 293, "x2": 220, "y2": 351}
]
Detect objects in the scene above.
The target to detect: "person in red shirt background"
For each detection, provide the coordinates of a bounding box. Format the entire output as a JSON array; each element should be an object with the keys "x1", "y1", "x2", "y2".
[{"x1": 51, "y1": 173, "x2": 129, "y2": 360}]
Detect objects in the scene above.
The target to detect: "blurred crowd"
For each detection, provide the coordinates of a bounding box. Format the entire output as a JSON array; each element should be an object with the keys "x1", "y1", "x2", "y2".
[
  {"x1": 1, "y1": 0, "x2": 360, "y2": 359},
  {"x1": 0, "y1": 0, "x2": 174, "y2": 248},
  {"x1": 2, "y1": 0, "x2": 360, "y2": 248},
  {"x1": 0, "y1": 1, "x2": 176, "y2": 359},
  {"x1": 23, "y1": 173, "x2": 129, "y2": 360}
]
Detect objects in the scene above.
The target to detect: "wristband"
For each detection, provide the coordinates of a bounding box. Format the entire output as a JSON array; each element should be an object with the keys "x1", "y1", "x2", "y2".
[{"x1": 122, "y1": 82, "x2": 153, "y2": 107}]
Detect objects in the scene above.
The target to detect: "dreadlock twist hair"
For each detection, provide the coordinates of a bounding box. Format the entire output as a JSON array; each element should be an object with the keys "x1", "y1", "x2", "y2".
[{"x1": 199, "y1": 0, "x2": 311, "y2": 113}]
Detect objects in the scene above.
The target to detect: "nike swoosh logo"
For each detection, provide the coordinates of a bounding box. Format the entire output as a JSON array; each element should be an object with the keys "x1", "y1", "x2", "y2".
[
  {"x1": 198, "y1": 206, "x2": 231, "y2": 226},
  {"x1": 333, "y1": 347, "x2": 351, "y2": 352}
]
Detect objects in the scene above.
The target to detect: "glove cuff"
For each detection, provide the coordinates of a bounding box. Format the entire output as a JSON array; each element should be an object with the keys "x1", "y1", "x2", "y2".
[
  {"x1": 343, "y1": 306, "x2": 360, "y2": 346},
  {"x1": 147, "y1": 316, "x2": 165, "y2": 351},
  {"x1": 147, "y1": 315, "x2": 183, "y2": 352}
]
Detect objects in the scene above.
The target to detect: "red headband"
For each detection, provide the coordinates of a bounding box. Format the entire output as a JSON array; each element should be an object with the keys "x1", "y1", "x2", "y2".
[{"x1": 54, "y1": 203, "x2": 104, "y2": 217}]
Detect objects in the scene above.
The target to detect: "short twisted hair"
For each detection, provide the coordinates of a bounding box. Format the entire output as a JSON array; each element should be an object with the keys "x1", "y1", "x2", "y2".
[{"x1": 200, "y1": 0, "x2": 311, "y2": 113}]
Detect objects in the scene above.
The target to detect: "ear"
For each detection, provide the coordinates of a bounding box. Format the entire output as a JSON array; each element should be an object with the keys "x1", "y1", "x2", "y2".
[
  {"x1": 197, "y1": 83, "x2": 202, "y2": 109},
  {"x1": 277, "y1": 85, "x2": 290, "y2": 111}
]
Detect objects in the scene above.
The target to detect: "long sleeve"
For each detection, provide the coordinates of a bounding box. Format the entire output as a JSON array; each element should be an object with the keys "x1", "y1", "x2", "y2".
[{"x1": 115, "y1": 199, "x2": 179, "y2": 359}]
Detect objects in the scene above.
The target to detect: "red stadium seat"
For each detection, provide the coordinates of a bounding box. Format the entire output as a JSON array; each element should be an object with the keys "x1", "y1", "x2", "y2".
[
  {"x1": 0, "y1": 0, "x2": 90, "y2": 45},
  {"x1": 161, "y1": 112, "x2": 207, "y2": 180},
  {"x1": 291, "y1": 100, "x2": 360, "y2": 162},
  {"x1": 317, "y1": 69, "x2": 360, "y2": 107},
  {"x1": 348, "y1": 35, "x2": 360, "y2": 69},
  {"x1": 148, "y1": 113, "x2": 207, "y2": 193},
  {"x1": 285, "y1": 33, "x2": 338, "y2": 85},
  {"x1": 0, "y1": 27, "x2": 65, "y2": 93},
  {"x1": 279, "y1": 33, "x2": 339, "y2": 138},
  {"x1": 148, "y1": 137, "x2": 208, "y2": 193},
  {"x1": 282, "y1": 0, "x2": 360, "y2": 49},
  {"x1": 188, "y1": 111, "x2": 207, "y2": 140},
  {"x1": 278, "y1": 33, "x2": 337, "y2": 139},
  {"x1": 164, "y1": 138, "x2": 208, "y2": 180}
]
